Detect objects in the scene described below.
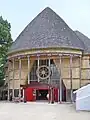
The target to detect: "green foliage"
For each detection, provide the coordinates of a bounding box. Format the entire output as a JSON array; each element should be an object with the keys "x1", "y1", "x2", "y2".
[{"x1": 0, "y1": 16, "x2": 12, "y2": 86}]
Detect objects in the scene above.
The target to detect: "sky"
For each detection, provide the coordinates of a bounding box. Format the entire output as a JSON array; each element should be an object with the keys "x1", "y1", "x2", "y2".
[{"x1": 0, "y1": 0, "x2": 90, "y2": 40}]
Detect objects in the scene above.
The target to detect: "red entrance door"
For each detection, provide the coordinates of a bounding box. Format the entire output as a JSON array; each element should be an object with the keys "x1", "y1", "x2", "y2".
[
  {"x1": 54, "y1": 88, "x2": 58, "y2": 102},
  {"x1": 25, "y1": 88, "x2": 36, "y2": 101}
]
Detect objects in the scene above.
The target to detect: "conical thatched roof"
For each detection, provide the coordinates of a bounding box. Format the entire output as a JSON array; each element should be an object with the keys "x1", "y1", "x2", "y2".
[{"x1": 8, "y1": 7, "x2": 85, "y2": 54}]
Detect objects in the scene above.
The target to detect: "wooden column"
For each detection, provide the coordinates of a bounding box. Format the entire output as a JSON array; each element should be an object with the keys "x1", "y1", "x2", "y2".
[
  {"x1": 28, "y1": 56, "x2": 30, "y2": 84},
  {"x1": 70, "y1": 55, "x2": 73, "y2": 102},
  {"x1": 59, "y1": 55, "x2": 62, "y2": 103},
  {"x1": 79, "y1": 56, "x2": 82, "y2": 88},
  {"x1": 37, "y1": 55, "x2": 40, "y2": 82},
  {"x1": 48, "y1": 57, "x2": 51, "y2": 84},
  {"x1": 8, "y1": 61, "x2": 10, "y2": 101},
  {"x1": 12, "y1": 58, "x2": 15, "y2": 99},
  {"x1": 22, "y1": 88, "x2": 24, "y2": 99},
  {"x1": 19, "y1": 57, "x2": 21, "y2": 97}
]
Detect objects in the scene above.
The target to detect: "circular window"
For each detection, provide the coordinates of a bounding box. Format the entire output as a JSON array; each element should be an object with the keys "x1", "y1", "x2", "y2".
[{"x1": 36, "y1": 65, "x2": 51, "y2": 80}]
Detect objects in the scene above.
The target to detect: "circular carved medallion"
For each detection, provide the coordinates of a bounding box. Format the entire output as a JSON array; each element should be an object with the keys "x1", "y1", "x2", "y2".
[{"x1": 36, "y1": 65, "x2": 51, "y2": 80}]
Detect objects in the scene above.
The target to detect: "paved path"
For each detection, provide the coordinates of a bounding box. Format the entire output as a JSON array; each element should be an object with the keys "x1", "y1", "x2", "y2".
[{"x1": 0, "y1": 102, "x2": 90, "y2": 120}]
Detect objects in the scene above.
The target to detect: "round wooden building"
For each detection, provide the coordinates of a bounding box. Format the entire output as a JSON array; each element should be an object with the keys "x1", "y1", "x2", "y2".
[{"x1": 5, "y1": 7, "x2": 90, "y2": 102}]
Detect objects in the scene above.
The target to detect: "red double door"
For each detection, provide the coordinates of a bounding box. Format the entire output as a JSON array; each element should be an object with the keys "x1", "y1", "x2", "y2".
[
  {"x1": 25, "y1": 87, "x2": 59, "y2": 102},
  {"x1": 24, "y1": 88, "x2": 36, "y2": 101}
]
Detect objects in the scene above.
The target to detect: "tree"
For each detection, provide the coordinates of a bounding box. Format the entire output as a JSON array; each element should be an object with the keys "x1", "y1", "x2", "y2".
[{"x1": 0, "y1": 16, "x2": 12, "y2": 87}]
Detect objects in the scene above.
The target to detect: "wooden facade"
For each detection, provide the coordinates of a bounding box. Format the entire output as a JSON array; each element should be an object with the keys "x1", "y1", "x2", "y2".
[
  {"x1": 5, "y1": 7, "x2": 90, "y2": 102},
  {"x1": 5, "y1": 48, "x2": 90, "y2": 102}
]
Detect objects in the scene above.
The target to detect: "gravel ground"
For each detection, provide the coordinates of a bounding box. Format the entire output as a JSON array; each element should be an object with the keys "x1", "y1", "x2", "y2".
[{"x1": 0, "y1": 102, "x2": 90, "y2": 120}]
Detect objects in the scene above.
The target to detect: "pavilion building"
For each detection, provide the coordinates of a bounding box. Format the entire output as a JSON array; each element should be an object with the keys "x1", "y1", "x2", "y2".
[{"x1": 5, "y1": 7, "x2": 90, "y2": 102}]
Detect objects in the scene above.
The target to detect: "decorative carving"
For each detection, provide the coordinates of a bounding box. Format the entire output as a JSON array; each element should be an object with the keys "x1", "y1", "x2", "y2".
[{"x1": 36, "y1": 65, "x2": 51, "y2": 80}]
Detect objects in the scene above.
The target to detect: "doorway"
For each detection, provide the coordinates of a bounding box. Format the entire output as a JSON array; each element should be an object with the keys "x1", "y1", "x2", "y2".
[{"x1": 36, "y1": 89, "x2": 48, "y2": 100}]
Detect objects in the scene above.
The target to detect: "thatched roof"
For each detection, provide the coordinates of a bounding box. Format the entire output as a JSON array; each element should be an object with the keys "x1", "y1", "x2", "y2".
[{"x1": 8, "y1": 7, "x2": 85, "y2": 54}]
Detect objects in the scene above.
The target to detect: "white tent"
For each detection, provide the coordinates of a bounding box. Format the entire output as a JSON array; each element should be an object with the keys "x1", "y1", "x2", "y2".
[{"x1": 73, "y1": 84, "x2": 90, "y2": 111}]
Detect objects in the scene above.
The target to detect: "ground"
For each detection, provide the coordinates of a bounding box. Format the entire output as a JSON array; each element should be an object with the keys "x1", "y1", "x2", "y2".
[{"x1": 0, "y1": 102, "x2": 90, "y2": 120}]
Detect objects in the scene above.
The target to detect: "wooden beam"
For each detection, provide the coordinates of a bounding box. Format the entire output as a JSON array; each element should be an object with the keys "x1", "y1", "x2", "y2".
[
  {"x1": 18, "y1": 57, "x2": 21, "y2": 97},
  {"x1": 79, "y1": 56, "x2": 82, "y2": 88},
  {"x1": 81, "y1": 68, "x2": 90, "y2": 70},
  {"x1": 8, "y1": 52, "x2": 81, "y2": 60},
  {"x1": 59, "y1": 55, "x2": 62, "y2": 103},
  {"x1": 70, "y1": 55, "x2": 73, "y2": 102},
  {"x1": 48, "y1": 57, "x2": 51, "y2": 84},
  {"x1": 27, "y1": 56, "x2": 30, "y2": 84},
  {"x1": 8, "y1": 61, "x2": 10, "y2": 101},
  {"x1": 12, "y1": 58, "x2": 15, "y2": 99},
  {"x1": 37, "y1": 56, "x2": 40, "y2": 82}
]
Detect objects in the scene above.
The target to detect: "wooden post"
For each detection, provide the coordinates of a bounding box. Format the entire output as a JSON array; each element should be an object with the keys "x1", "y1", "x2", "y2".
[
  {"x1": 58, "y1": 88, "x2": 59, "y2": 102},
  {"x1": 37, "y1": 55, "x2": 40, "y2": 82},
  {"x1": 48, "y1": 57, "x2": 51, "y2": 84},
  {"x1": 59, "y1": 55, "x2": 62, "y2": 103},
  {"x1": 23, "y1": 88, "x2": 24, "y2": 99},
  {"x1": 8, "y1": 61, "x2": 10, "y2": 101},
  {"x1": 79, "y1": 56, "x2": 82, "y2": 88},
  {"x1": 12, "y1": 58, "x2": 15, "y2": 99},
  {"x1": 19, "y1": 57, "x2": 21, "y2": 98},
  {"x1": 48, "y1": 57, "x2": 53, "y2": 103},
  {"x1": 70, "y1": 55, "x2": 73, "y2": 102},
  {"x1": 28, "y1": 56, "x2": 30, "y2": 84}
]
